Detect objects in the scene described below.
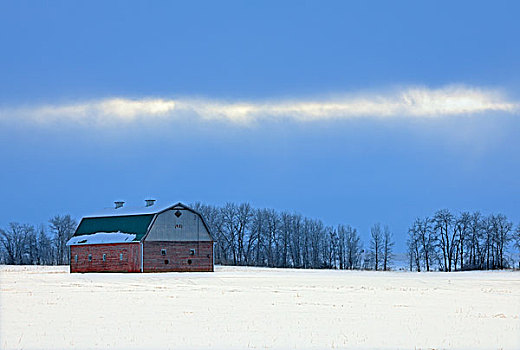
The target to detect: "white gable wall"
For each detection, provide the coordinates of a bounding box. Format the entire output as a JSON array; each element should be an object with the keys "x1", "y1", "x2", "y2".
[{"x1": 145, "y1": 209, "x2": 212, "y2": 241}]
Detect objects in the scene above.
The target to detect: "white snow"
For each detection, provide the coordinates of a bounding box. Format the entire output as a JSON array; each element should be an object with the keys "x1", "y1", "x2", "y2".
[
  {"x1": 66, "y1": 232, "x2": 137, "y2": 245},
  {"x1": 1, "y1": 265, "x2": 519, "y2": 349}
]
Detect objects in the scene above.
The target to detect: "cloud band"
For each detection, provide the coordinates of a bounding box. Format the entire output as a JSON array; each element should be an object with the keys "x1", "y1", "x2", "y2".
[{"x1": 0, "y1": 85, "x2": 517, "y2": 126}]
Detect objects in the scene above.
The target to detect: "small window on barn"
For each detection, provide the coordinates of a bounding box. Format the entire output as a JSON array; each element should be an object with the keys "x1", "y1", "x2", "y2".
[
  {"x1": 120, "y1": 253, "x2": 123, "y2": 261},
  {"x1": 161, "y1": 249, "x2": 167, "y2": 256},
  {"x1": 88, "y1": 254, "x2": 92, "y2": 262},
  {"x1": 187, "y1": 259, "x2": 192, "y2": 265},
  {"x1": 190, "y1": 249, "x2": 195, "y2": 256},
  {"x1": 174, "y1": 210, "x2": 182, "y2": 218},
  {"x1": 74, "y1": 255, "x2": 78, "y2": 263},
  {"x1": 103, "y1": 254, "x2": 106, "y2": 262},
  {"x1": 164, "y1": 259, "x2": 169, "y2": 264}
]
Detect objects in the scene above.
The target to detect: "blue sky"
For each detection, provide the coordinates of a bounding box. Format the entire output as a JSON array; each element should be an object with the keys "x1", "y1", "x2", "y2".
[{"x1": 1, "y1": 1, "x2": 519, "y2": 251}]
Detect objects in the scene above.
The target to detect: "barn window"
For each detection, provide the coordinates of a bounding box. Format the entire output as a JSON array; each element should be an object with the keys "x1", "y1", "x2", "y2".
[
  {"x1": 120, "y1": 253, "x2": 123, "y2": 261},
  {"x1": 174, "y1": 210, "x2": 182, "y2": 218},
  {"x1": 88, "y1": 254, "x2": 92, "y2": 262},
  {"x1": 190, "y1": 249, "x2": 195, "y2": 256},
  {"x1": 164, "y1": 259, "x2": 169, "y2": 264},
  {"x1": 74, "y1": 255, "x2": 78, "y2": 263},
  {"x1": 161, "y1": 249, "x2": 167, "y2": 256},
  {"x1": 187, "y1": 259, "x2": 192, "y2": 265},
  {"x1": 103, "y1": 254, "x2": 106, "y2": 262}
]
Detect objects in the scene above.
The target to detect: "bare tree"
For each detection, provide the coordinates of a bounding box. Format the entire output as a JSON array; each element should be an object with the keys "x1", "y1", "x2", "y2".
[
  {"x1": 264, "y1": 209, "x2": 279, "y2": 267},
  {"x1": 344, "y1": 226, "x2": 362, "y2": 269},
  {"x1": 415, "y1": 217, "x2": 435, "y2": 271},
  {"x1": 279, "y1": 212, "x2": 292, "y2": 267},
  {"x1": 325, "y1": 226, "x2": 337, "y2": 269},
  {"x1": 488, "y1": 214, "x2": 513, "y2": 269},
  {"x1": 467, "y1": 212, "x2": 484, "y2": 269},
  {"x1": 220, "y1": 203, "x2": 240, "y2": 265},
  {"x1": 236, "y1": 203, "x2": 254, "y2": 265},
  {"x1": 308, "y1": 219, "x2": 324, "y2": 268},
  {"x1": 37, "y1": 225, "x2": 54, "y2": 265},
  {"x1": 382, "y1": 225, "x2": 394, "y2": 271},
  {"x1": 25, "y1": 226, "x2": 38, "y2": 265},
  {"x1": 289, "y1": 214, "x2": 304, "y2": 268},
  {"x1": 250, "y1": 209, "x2": 265, "y2": 266},
  {"x1": 369, "y1": 223, "x2": 383, "y2": 271},
  {"x1": 453, "y1": 212, "x2": 470, "y2": 271},
  {"x1": 0, "y1": 223, "x2": 30, "y2": 264},
  {"x1": 49, "y1": 215, "x2": 77, "y2": 265},
  {"x1": 407, "y1": 224, "x2": 421, "y2": 271},
  {"x1": 433, "y1": 209, "x2": 456, "y2": 272},
  {"x1": 337, "y1": 225, "x2": 346, "y2": 269}
]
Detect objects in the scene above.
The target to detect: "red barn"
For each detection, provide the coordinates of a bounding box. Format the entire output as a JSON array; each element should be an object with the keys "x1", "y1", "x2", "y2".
[{"x1": 67, "y1": 201, "x2": 214, "y2": 273}]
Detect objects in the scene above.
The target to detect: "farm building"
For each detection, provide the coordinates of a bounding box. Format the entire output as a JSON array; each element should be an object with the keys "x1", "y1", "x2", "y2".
[{"x1": 66, "y1": 201, "x2": 214, "y2": 273}]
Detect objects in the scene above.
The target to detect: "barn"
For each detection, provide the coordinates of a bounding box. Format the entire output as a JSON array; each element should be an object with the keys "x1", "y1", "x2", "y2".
[{"x1": 66, "y1": 201, "x2": 214, "y2": 273}]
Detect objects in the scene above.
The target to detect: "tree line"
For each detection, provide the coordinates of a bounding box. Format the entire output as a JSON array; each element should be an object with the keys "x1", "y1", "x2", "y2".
[
  {"x1": 407, "y1": 209, "x2": 520, "y2": 271},
  {"x1": 0, "y1": 215, "x2": 76, "y2": 265},
  {"x1": 1, "y1": 204, "x2": 519, "y2": 271},
  {"x1": 193, "y1": 202, "x2": 394, "y2": 270}
]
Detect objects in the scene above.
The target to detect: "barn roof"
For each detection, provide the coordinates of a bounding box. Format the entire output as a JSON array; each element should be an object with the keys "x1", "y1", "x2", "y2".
[
  {"x1": 74, "y1": 214, "x2": 154, "y2": 241},
  {"x1": 71, "y1": 202, "x2": 214, "y2": 242},
  {"x1": 67, "y1": 232, "x2": 137, "y2": 246}
]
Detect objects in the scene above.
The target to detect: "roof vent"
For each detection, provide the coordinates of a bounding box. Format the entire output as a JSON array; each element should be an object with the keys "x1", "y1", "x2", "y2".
[
  {"x1": 114, "y1": 201, "x2": 125, "y2": 209},
  {"x1": 145, "y1": 199, "x2": 156, "y2": 207}
]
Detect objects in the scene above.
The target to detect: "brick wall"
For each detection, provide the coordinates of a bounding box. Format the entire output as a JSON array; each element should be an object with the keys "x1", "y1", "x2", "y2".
[
  {"x1": 143, "y1": 241, "x2": 213, "y2": 272},
  {"x1": 70, "y1": 243, "x2": 141, "y2": 273}
]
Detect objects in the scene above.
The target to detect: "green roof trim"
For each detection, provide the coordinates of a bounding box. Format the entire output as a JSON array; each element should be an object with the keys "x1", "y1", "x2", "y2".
[{"x1": 74, "y1": 214, "x2": 155, "y2": 241}]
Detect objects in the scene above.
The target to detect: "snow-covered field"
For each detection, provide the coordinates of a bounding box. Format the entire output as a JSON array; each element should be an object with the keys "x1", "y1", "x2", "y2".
[{"x1": 1, "y1": 265, "x2": 519, "y2": 350}]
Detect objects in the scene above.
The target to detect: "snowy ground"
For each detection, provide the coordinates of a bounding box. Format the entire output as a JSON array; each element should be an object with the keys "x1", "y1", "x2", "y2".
[{"x1": 1, "y1": 265, "x2": 519, "y2": 350}]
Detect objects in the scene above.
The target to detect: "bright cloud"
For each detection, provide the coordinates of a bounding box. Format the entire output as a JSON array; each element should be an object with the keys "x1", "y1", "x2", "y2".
[{"x1": 0, "y1": 85, "x2": 517, "y2": 126}]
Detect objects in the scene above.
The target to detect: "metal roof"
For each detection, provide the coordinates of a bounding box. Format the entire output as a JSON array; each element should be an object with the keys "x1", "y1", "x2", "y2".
[
  {"x1": 67, "y1": 232, "x2": 137, "y2": 246},
  {"x1": 73, "y1": 202, "x2": 215, "y2": 242},
  {"x1": 74, "y1": 214, "x2": 154, "y2": 241}
]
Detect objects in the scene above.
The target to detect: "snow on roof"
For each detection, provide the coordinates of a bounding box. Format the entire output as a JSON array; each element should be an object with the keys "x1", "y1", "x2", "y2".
[
  {"x1": 83, "y1": 201, "x2": 179, "y2": 218},
  {"x1": 67, "y1": 232, "x2": 137, "y2": 246}
]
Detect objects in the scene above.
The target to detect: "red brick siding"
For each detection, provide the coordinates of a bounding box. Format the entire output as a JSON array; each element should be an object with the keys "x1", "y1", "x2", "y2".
[
  {"x1": 70, "y1": 243, "x2": 141, "y2": 273},
  {"x1": 143, "y1": 241, "x2": 213, "y2": 272}
]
